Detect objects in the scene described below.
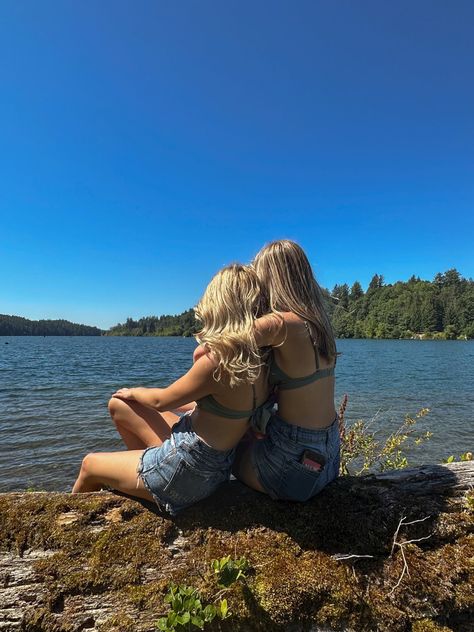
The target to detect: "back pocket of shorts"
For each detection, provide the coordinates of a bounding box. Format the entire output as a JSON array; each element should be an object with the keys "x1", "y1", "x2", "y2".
[
  {"x1": 163, "y1": 459, "x2": 224, "y2": 506},
  {"x1": 277, "y1": 457, "x2": 327, "y2": 502}
]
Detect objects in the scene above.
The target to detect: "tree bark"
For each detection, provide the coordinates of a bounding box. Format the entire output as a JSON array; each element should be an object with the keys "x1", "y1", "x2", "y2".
[{"x1": 1, "y1": 462, "x2": 473, "y2": 632}]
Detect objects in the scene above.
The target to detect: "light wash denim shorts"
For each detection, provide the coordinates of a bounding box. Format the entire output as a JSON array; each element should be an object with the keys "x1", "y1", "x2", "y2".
[
  {"x1": 251, "y1": 414, "x2": 340, "y2": 501},
  {"x1": 137, "y1": 412, "x2": 235, "y2": 515}
]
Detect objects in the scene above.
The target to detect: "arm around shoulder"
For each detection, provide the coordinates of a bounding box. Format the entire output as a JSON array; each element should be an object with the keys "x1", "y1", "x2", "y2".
[{"x1": 254, "y1": 313, "x2": 286, "y2": 348}]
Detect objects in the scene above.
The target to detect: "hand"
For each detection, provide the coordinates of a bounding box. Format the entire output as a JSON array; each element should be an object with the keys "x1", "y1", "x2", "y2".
[
  {"x1": 112, "y1": 387, "x2": 136, "y2": 401},
  {"x1": 193, "y1": 344, "x2": 209, "y2": 363}
]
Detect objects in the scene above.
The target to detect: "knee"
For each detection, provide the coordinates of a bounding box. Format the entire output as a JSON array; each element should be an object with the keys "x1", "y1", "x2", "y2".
[
  {"x1": 80, "y1": 452, "x2": 99, "y2": 478},
  {"x1": 108, "y1": 396, "x2": 126, "y2": 419},
  {"x1": 108, "y1": 396, "x2": 118, "y2": 415}
]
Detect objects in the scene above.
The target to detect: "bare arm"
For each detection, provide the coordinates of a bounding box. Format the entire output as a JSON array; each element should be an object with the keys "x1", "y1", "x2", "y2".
[
  {"x1": 254, "y1": 313, "x2": 286, "y2": 347},
  {"x1": 112, "y1": 355, "x2": 217, "y2": 411}
]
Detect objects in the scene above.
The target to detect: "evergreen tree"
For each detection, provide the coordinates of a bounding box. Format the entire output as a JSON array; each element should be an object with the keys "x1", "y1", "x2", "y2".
[
  {"x1": 443, "y1": 269, "x2": 461, "y2": 286},
  {"x1": 368, "y1": 274, "x2": 383, "y2": 291},
  {"x1": 332, "y1": 284, "x2": 349, "y2": 309},
  {"x1": 349, "y1": 281, "x2": 364, "y2": 301},
  {"x1": 421, "y1": 295, "x2": 442, "y2": 332}
]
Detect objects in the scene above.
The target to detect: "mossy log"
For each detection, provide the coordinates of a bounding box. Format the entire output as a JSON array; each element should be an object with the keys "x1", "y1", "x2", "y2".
[{"x1": 1, "y1": 462, "x2": 473, "y2": 632}]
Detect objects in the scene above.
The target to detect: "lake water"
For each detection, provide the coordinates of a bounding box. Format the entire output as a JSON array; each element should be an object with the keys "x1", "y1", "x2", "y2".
[{"x1": 0, "y1": 337, "x2": 472, "y2": 492}]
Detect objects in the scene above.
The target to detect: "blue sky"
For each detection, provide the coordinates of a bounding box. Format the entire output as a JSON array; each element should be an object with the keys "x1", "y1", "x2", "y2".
[{"x1": 1, "y1": 1, "x2": 473, "y2": 329}]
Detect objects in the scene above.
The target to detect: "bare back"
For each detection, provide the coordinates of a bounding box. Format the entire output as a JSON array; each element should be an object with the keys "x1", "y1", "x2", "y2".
[
  {"x1": 256, "y1": 312, "x2": 336, "y2": 429},
  {"x1": 191, "y1": 362, "x2": 271, "y2": 450}
]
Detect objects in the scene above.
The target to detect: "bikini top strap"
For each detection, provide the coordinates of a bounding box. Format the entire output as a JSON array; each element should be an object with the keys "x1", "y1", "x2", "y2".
[
  {"x1": 304, "y1": 321, "x2": 320, "y2": 370},
  {"x1": 251, "y1": 383, "x2": 257, "y2": 410}
]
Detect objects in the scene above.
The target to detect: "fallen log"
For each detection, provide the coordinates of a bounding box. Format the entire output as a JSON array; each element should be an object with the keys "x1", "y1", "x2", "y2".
[{"x1": 0, "y1": 462, "x2": 473, "y2": 632}]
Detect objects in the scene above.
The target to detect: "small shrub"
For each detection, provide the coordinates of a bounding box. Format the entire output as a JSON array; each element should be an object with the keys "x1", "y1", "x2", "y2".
[{"x1": 338, "y1": 396, "x2": 432, "y2": 475}]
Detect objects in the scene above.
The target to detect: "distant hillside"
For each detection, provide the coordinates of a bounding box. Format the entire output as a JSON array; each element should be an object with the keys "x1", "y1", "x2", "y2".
[
  {"x1": 105, "y1": 309, "x2": 197, "y2": 337},
  {"x1": 0, "y1": 315, "x2": 103, "y2": 336}
]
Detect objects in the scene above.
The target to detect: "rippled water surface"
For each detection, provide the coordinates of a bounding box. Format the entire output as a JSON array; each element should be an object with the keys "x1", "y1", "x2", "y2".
[{"x1": 0, "y1": 337, "x2": 472, "y2": 491}]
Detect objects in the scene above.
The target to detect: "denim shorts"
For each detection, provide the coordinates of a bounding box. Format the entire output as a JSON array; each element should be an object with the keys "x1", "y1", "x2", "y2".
[
  {"x1": 251, "y1": 414, "x2": 340, "y2": 501},
  {"x1": 137, "y1": 412, "x2": 235, "y2": 515}
]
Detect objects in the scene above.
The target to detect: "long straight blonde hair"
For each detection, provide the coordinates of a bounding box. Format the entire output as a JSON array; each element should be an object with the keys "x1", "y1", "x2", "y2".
[
  {"x1": 253, "y1": 240, "x2": 337, "y2": 361},
  {"x1": 194, "y1": 264, "x2": 268, "y2": 387}
]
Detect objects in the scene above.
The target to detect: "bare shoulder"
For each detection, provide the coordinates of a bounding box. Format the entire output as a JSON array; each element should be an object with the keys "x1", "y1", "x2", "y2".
[
  {"x1": 192, "y1": 351, "x2": 218, "y2": 374},
  {"x1": 254, "y1": 311, "x2": 308, "y2": 347},
  {"x1": 254, "y1": 313, "x2": 285, "y2": 347},
  {"x1": 281, "y1": 312, "x2": 306, "y2": 328}
]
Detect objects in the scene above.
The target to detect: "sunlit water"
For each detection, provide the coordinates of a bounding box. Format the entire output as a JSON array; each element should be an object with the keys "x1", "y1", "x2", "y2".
[{"x1": 0, "y1": 337, "x2": 472, "y2": 491}]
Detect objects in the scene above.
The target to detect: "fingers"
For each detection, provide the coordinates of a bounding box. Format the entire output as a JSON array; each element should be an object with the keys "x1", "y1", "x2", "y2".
[{"x1": 112, "y1": 388, "x2": 134, "y2": 400}]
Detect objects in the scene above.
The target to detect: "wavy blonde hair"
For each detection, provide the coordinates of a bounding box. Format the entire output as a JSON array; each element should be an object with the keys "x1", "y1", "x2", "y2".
[
  {"x1": 253, "y1": 240, "x2": 337, "y2": 361},
  {"x1": 194, "y1": 264, "x2": 268, "y2": 387}
]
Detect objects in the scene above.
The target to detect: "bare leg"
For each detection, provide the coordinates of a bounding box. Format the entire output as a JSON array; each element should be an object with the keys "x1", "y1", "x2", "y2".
[
  {"x1": 72, "y1": 450, "x2": 154, "y2": 502},
  {"x1": 108, "y1": 397, "x2": 179, "y2": 450}
]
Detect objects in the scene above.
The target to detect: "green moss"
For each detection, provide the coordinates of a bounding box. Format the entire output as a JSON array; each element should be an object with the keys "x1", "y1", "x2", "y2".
[
  {"x1": 1, "y1": 487, "x2": 473, "y2": 632},
  {"x1": 463, "y1": 489, "x2": 474, "y2": 512},
  {"x1": 22, "y1": 606, "x2": 79, "y2": 632},
  {"x1": 98, "y1": 613, "x2": 137, "y2": 631}
]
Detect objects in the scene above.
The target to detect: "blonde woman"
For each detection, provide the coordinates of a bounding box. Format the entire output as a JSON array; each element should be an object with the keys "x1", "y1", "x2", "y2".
[
  {"x1": 72, "y1": 264, "x2": 271, "y2": 515},
  {"x1": 233, "y1": 240, "x2": 340, "y2": 502}
]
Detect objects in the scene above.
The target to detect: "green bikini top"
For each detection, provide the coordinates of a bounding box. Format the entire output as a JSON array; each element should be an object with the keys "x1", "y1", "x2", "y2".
[
  {"x1": 197, "y1": 386, "x2": 275, "y2": 435},
  {"x1": 197, "y1": 383, "x2": 263, "y2": 419},
  {"x1": 269, "y1": 321, "x2": 336, "y2": 390}
]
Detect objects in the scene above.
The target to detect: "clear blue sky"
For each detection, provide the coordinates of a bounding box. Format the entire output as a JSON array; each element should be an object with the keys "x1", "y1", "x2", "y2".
[{"x1": 1, "y1": 1, "x2": 473, "y2": 329}]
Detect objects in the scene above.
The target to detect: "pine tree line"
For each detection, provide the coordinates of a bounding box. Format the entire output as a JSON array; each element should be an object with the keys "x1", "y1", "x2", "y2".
[
  {"x1": 105, "y1": 269, "x2": 473, "y2": 340},
  {"x1": 0, "y1": 315, "x2": 103, "y2": 336},
  {"x1": 3, "y1": 270, "x2": 472, "y2": 339},
  {"x1": 327, "y1": 269, "x2": 474, "y2": 339},
  {"x1": 105, "y1": 309, "x2": 197, "y2": 337}
]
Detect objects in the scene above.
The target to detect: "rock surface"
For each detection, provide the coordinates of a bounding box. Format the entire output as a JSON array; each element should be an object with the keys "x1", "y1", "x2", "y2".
[{"x1": 0, "y1": 462, "x2": 473, "y2": 631}]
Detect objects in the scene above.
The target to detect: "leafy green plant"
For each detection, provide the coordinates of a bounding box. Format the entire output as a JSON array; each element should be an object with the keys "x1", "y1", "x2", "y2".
[
  {"x1": 211, "y1": 555, "x2": 249, "y2": 587},
  {"x1": 157, "y1": 556, "x2": 249, "y2": 631},
  {"x1": 156, "y1": 584, "x2": 229, "y2": 631},
  {"x1": 442, "y1": 452, "x2": 473, "y2": 464}
]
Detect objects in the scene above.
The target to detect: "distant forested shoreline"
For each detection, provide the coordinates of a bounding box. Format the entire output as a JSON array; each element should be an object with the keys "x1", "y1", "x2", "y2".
[
  {"x1": 106, "y1": 269, "x2": 474, "y2": 340},
  {"x1": 105, "y1": 309, "x2": 196, "y2": 337},
  {"x1": 0, "y1": 315, "x2": 103, "y2": 336},
  {"x1": 2, "y1": 269, "x2": 473, "y2": 339},
  {"x1": 327, "y1": 269, "x2": 473, "y2": 340}
]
